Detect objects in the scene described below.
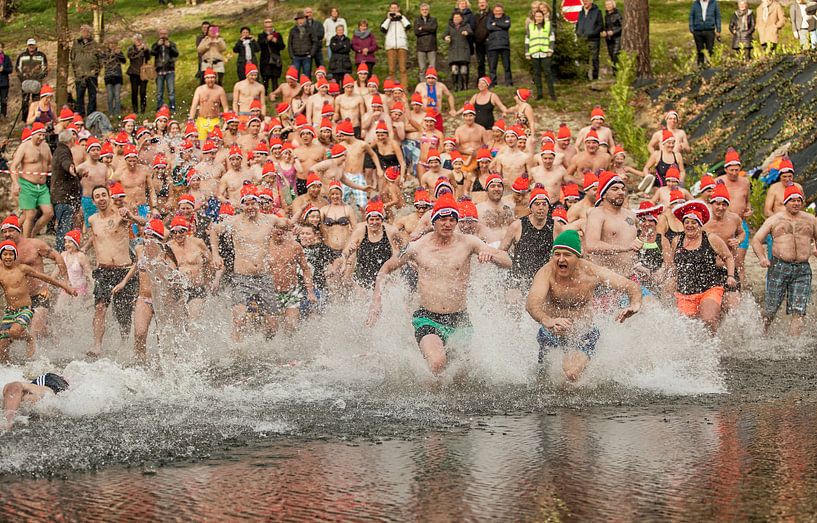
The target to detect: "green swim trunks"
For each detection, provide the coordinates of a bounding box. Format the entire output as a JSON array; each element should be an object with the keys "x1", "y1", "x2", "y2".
[
  {"x1": 0, "y1": 306, "x2": 34, "y2": 340},
  {"x1": 18, "y1": 177, "x2": 51, "y2": 210},
  {"x1": 411, "y1": 308, "x2": 473, "y2": 345}
]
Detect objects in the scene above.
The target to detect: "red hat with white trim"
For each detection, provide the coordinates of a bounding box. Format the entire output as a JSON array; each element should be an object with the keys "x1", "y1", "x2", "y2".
[
  {"x1": 0, "y1": 240, "x2": 18, "y2": 258},
  {"x1": 301, "y1": 205, "x2": 320, "y2": 221},
  {"x1": 329, "y1": 81, "x2": 340, "y2": 95},
  {"x1": 170, "y1": 215, "x2": 190, "y2": 232},
  {"x1": 299, "y1": 75, "x2": 311, "y2": 87},
  {"x1": 203, "y1": 67, "x2": 217, "y2": 79},
  {"x1": 299, "y1": 125, "x2": 316, "y2": 137},
  {"x1": 635, "y1": 201, "x2": 664, "y2": 221},
  {"x1": 185, "y1": 170, "x2": 200, "y2": 184},
  {"x1": 315, "y1": 65, "x2": 327, "y2": 77},
  {"x1": 462, "y1": 102, "x2": 476, "y2": 115},
  {"x1": 155, "y1": 106, "x2": 171, "y2": 121},
  {"x1": 319, "y1": 118, "x2": 334, "y2": 133},
  {"x1": 199, "y1": 140, "x2": 215, "y2": 153},
  {"x1": 611, "y1": 145, "x2": 625, "y2": 157},
  {"x1": 250, "y1": 99, "x2": 263, "y2": 111},
  {"x1": 183, "y1": 121, "x2": 198, "y2": 138},
  {"x1": 123, "y1": 144, "x2": 138, "y2": 158},
  {"x1": 661, "y1": 129, "x2": 675, "y2": 144},
  {"x1": 390, "y1": 102, "x2": 405, "y2": 114},
  {"x1": 392, "y1": 82, "x2": 404, "y2": 92},
  {"x1": 426, "y1": 149, "x2": 441, "y2": 163},
  {"x1": 784, "y1": 184, "x2": 805, "y2": 204},
  {"x1": 376, "y1": 121, "x2": 388, "y2": 133},
  {"x1": 479, "y1": 76, "x2": 492, "y2": 87},
  {"x1": 669, "y1": 189, "x2": 685, "y2": 206},
  {"x1": 219, "y1": 202, "x2": 236, "y2": 216},
  {"x1": 223, "y1": 112, "x2": 240, "y2": 124},
  {"x1": 778, "y1": 156, "x2": 794, "y2": 174},
  {"x1": 458, "y1": 196, "x2": 478, "y2": 221},
  {"x1": 371, "y1": 94, "x2": 384, "y2": 108},
  {"x1": 414, "y1": 187, "x2": 432, "y2": 206},
  {"x1": 423, "y1": 108, "x2": 438, "y2": 121},
  {"x1": 431, "y1": 193, "x2": 459, "y2": 223},
  {"x1": 85, "y1": 137, "x2": 101, "y2": 152},
  {"x1": 316, "y1": 77, "x2": 329, "y2": 89},
  {"x1": 384, "y1": 166, "x2": 400, "y2": 181},
  {"x1": 434, "y1": 176, "x2": 453, "y2": 197},
  {"x1": 443, "y1": 136, "x2": 456, "y2": 147},
  {"x1": 541, "y1": 130, "x2": 556, "y2": 144},
  {"x1": 31, "y1": 122, "x2": 46, "y2": 135},
  {"x1": 110, "y1": 182, "x2": 126, "y2": 199},
  {"x1": 383, "y1": 79, "x2": 395, "y2": 92},
  {"x1": 320, "y1": 103, "x2": 334, "y2": 117},
  {"x1": 39, "y1": 84, "x2": 54, "y2": 97},
  {"x1": 152, "y1": 153, "x2": 168, "y2": 169},
  {"x1": 367, "y1": 75, "x2": 379, "y2": 87},
  {"x1": 1, "y1": 215, "x2": 21, "y2": 232},
  {"x1": 178, "y1": 193, "x2": 196, "y2": 208},
  {"x1": 58, "y1": 107, "x2": 74, "y2": 121},
  {"x1": 665, "y1": 165, "x2": 682, "y2": 183},
  {"x1": 516, "y1": 88, "x2": 531, "y2": 101},
  {"x1": 337, "y1": 119, "x2": 354, "y2": 136},
  {"x1": 698, "y1": 175, "x2": 716, "y2": 192},
  {"x1": 583, "y1": 172, "x2": 599, "y2": 191},
  {"x1": 710, "y1": 183, "x2": 731, "y2": 204},
  {"x1": 584, "y1": 129, "x2": 600, "y2": 143},
  {"x1": 673, "y1": 200, "x2": 710, "y2": 226},
  {"x1": 253, "y1": 142, "x2": 269, "y2": 156},
  {"x1": 529, "y1": 185, "x2": 550, "y2": 207},
  {"x1": 328, "y1": 179, "x2": 343, "y2": 193},
  {"x1": 594, "y1": 171, "x2": 624, "y2": 207},
  {"x1": 306, "y1": 173, "x2": 322, "y2": 188},
  {"x1": 365, "y1": 196, "x2": 385, "y2": 219},
  {"x1": 410, "y1": 93, "x2": 423, "y2": 106},
  {"x1": 512, "y1": 173, "x2": 530, "y2": 193},
  {"x1": 486, "y1": 173, "x2": 504, "y2": 188},
  {"x1": 240, "y1": 184, "x2": 259, "y2": 204},
  {"x1": 20, "y1": 128, "x2": 32, "y2": 142},
  {"x1": 476, "y1": 148, "x2": 492, "y2": 162},
  {"x1": 275, "y1": 103, "x2": 290, "y2": 116},
  {"x1": 450, "y1": 151, "x2": 463, "y2": 164},
  {"x1": 557, "y1": 123, "x2": 571, "y2": 140},
  {"x1": 144, "y1": 219, "x2": 165, "y2": 240},
  {"x1": 244, "y1": 64, "x2": 259, "y2": 77},
  {"x1": 357, "y1": 63, "x2": 369, "y2": 74},
  {"x1": 135, "y1": 126, "x2": 151, "y2": 140},
  {"x1": 553, "y1": 207, "x2": 568, "y2": 224},
  {"x1": 228, "y1": 144, "x2": 244, "y2": 158},
  {"x1": 562, "y1": 183, "x2": 580, "y2": 201},
  {"x1": 269, "y1": 137, "x2": 283, "y2": 149},
  {"x1": 425, "y1": 67, "x2": 438, "y2": 79},
  {"x1": 64, "y1": 229, "x2": 82, "y2": 249},
  {"x1": 286, "y1": 66, "x2": 298, "y2": 81},
  {"x1": 724, "y1": 147, "x2": 741, "y2": 167},
  {"x1": 540, "y1": 142, "x2": 556, "y2": 157},
  {"x1": 258, "y1": 188, "x2": 275, "y2": 201},
  {"x1": 590, "y1": 106, "x2": 605, "y2": 121},
  {"x1": 261, "y1": 162, "x2": 277, "y2": 177},
  {"x1": 330, "y1": 144, "x2": 347, "y2": 158},
  {"x1": 96, "y1": 141, "x2": 113, "y2": 159}
]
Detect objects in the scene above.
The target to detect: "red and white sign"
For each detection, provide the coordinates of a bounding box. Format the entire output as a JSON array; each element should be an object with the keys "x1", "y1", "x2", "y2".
[{"x1": 562, "y1": 0, "x2": 582, "y2": 23}]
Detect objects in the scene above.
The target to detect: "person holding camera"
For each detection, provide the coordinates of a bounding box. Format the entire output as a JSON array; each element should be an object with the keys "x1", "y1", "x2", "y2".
[
  {"x1": 289, "y1": 11, "x2": 318, "y2": 79},
  {"x1": 197, "y1": 25, "x2": 227, "y2": 86},
  {"x1": 15, "y1": 39, "x2": 48, "y2": 112},
  {"x1": 233, "y1": 26, "x2": 260, "y2": 81},
  {"x1": 258, "y1": 19, "x2": 286, "y2": 92},
  {"x1": 126, "y1": 34, "x2": 152, "y2": 114},
  {"x1": 151, "y1": 29, "x2": 179, "y2": 113},
  {"x1": 381, "y1": 2, "x2": 411, "y2": 88},
  {"x1": 70, "y1": 25, "x2": 102, "y2": 116}
]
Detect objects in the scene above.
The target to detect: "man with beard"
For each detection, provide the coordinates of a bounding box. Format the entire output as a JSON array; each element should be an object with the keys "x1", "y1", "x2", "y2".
[
  {"x1": 476, "y1": 173, "x2": 514, "y2": 247},
  {"x1": 566, "y1": 130, "x2": 610, "y2": 179},
  {"x1": 584, "y1": 171, "x2": 640, "y2": 276}
]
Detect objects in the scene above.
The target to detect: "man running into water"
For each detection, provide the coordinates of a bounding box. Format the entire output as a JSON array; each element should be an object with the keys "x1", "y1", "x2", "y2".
[
  {"x1": 704, "y1": 183, "x2": 745, "y2": 311},
  {"x1": 9, "y1": 123, "x2": 53, "y2": 238},
  {"x1": 3, "y1": 372, "x2": 70, "y2": 430},
  {"x1": 267, "y1": 221, "x2": 317, "y2": 335},
  {"x1": 751, "y1": 185, "x2": 817, "y2": 336},
  {"x1": 366, "y1": 194, "x2": 511, "y2": 376},
  {"x1": 716, "y1": 148, "x2": 751, "y2": 286},
  {"x1": 0, "y1": 240, "x2": 76, "y2": 364},
  {"x1": 526, "y1": 230, "x2": 640, "y2": 382},
  {"x1": 167, "y1": 216, "x2": 211, "y2": 319},
  {"x1": 584, "y1": 171, "x2": 640, "y2": 276}
]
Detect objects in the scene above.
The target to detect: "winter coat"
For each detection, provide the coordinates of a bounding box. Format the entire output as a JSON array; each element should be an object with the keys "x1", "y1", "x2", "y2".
[
  {"x1": 756, "y1": 0, "x2": 786, "y2": 44},
  {"x1": 729, "y1": 9, "x2": 756, "y2": 49},
  {"x1": 15, "y1": 50, "x2": 48, "y2": 81},
  {"x1": 258, "y1": 30, "x2": 286, "y2": 71},
  {"x1": 197, "y1": 36, "x2": 227, "y2": 72},
  {"x1": 790, "y1": 2, "x2": 816, "y2": 33},
  {"x1": 381, "y1": 13, "x2": 411, "y2": 50},
  {"x1": 101, "y1": 50, "x2": 126, "y2": 84},
  {"x1": 473, "y1": 8, "x2": 491, "y2": 43},
  {"x1": 151, "y1": 39, "x2": 179, "y2": 73},
  {"x1": 444, "y1": 21, "x2": 473, "y2": 63},
  {"x1": 0, "y1": 53, "x2": 12, "y2": 88},
  {"x1": 289, "y1": 24, "x2": 317, "y2": 58},
  {"x1": 485, "y1": 14, "x2": 511, "y2": 51},
  {"x1": 306, "y1": 19, "x2": 325, "y2": 49},
  {"x1": 70, "y1": 38, "x2": 102, "y2": 79},
  {"x1": 414, "y1": 15, "x2": 439, "y2": 52},
  {"x1": 577, "y1": 4, "x2": 603, "y2": 40},
  {"x1": 604, "y1": 8, "x2": 623, "y2": 41},
  {"x1": 323, "y1": 17, "x2": 348, "y2": 46},
  {"x1": 126, "y1": 45, "x2": 151, "y2": 76},
  {"x1": 329, "y1": 35, "x2": 353, "y2": 74},
  {"x1": 352, "y1": 30, "x2": 379, "y2": 65},
  {"x1": 689, "y1": 0, "x2": 722, "y2": 32},
  {"x1": 233, "y1": 37, "x2": 261, "y2": 69}
]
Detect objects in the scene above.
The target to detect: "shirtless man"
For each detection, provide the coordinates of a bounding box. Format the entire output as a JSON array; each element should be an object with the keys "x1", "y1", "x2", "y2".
[
  {"x1": 526, "y1": 230, "x2": 640, "y2": 381},
  {"x1": 566, "y1": 130, "x2": 610, "y2": 179},
  {"x1": 764, "y1": 162, "x2": 804, "y2": 217},
  {"x1": 306, "y1": 78, "x2": 333, "y2": 127},
  {"x1": 267, "y1": 221, "x2": 317, "y2": 334},
  {"x1": 715, "y1": 148, "x2": 752, "y2": 285},
  {"x1": 567, "y1": 172, "x2": 598, "y2": 223},
  {"x1": 337, "y1": 126, "x2": 381, "y2": 208},
  {"x1": 576, "y1": 106, "x2": 615, "y2": 152},
  {"x1": 233, "y1": 64, "x2": 266, "y2": 119},
  {"x1": 419, "y1": 151, "x2": 454, "y2": 191},
  {"x1": 414, "y1": 67, "x2": 458, "y2": 128},
  {"x1": 293, "y1": 126, "x2": 328, "y2": 195},
  {"x1": 0, "y1": 241, "x2": 75, "y2": 364},
  {"x1": 269, "y1": 66, "x2": 300, "y2": 104},
  {"x1": 193, "y1": 141, "x2": 224, "y2": 201},
  {"x1": 649, "y1": 165, "x2": 693, "y2": 209},
  {"x1": 584, "y1": 172, "x2": 640, "y2": 276},
  {"x1": 704, "y1": 183, "x2": 745, "y2": 310},
  {"x1": 555, "y1": 124, "x2": 577, "y2": 168},
  {"x1": 395, "y1": 188, "x2": 433, "y2": 241},
  {"x1": 189, "y1": 68, "x2": 229, "y2": 142},
  {"x1": 88, "y1": 185, "x2": 146, "y2": 357},
  {"x1": 235, "y1": 117, "x2": 263, "y2": 152},
  {"x1": 167, "y1": 215, "x2": 211, "y2": 319},
  {"x1": 492, "y1": 128, "x2": 532, "y2": 184},
  {"x1": 291, "y1": 173, "x2": 329, "y2": 221},
  {"x1": 1, "y1": 214, "x2": 68, "y2": 356},
  {"x1": 10, "y1": 123, "x2": 53, "y2": 237},
  {"x1": 209, "y1": 186, "x2": 288, "y2": 341},
  {"x1": 335, "y1": 76, "x2": 367, "y2": 137},
  {"x1": 219, "y1": 146, "x2": 257, "y2": 203},
  {"x1": 366, "y1": 194, "x2": 512, "y2": 375},
  {"x1": 77, "y1": 138, "x2": 108, "y2": 227},
  {"x1": 3, "y1": 371, "x2": 71, "y2": 429},
  {"x1": 647, "y1": 110, "x2": 690, "y2": 154},
  {"x1": 116, "y1": 145, "x2": 157, "y2": 220},
  {"x1": 530, "y1": 142, "x2": 570, "y2": 204},
  {"x1": 453, "y1": 104, "x2": 486, "y2": 172},
  {"x1": 751, "y1": 185, "x2": 817, "y2": 336},
  {"x1": 476, "y1": 173, "x2": 515, "y2": 247}
]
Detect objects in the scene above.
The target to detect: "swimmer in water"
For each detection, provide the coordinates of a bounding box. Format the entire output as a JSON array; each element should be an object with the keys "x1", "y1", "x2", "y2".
[
  {"x1": 2, "y1": 372, "x2": 69, "y2": 430},
  {"x1": 526, "y1": 230, "x2": 640, "y2": 382}
]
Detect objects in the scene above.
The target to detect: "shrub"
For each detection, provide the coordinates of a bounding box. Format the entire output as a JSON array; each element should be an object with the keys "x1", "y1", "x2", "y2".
[
  {"x1": 607, "y1": 51, "x2": 648, "y2": 164},
  {"x1": 552, "y1": 18, "x2": 590, "y2": 80}
]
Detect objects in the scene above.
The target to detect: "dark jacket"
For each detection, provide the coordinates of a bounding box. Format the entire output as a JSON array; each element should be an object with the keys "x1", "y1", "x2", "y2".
[
  {"x1": 126, "y1": 45, "x2": 151, "y2": 76},
  {"x1": 0, "y1": 53, "x2": 12, "y2": 88},
  {"x1": 414, "y1": 15, "x2": 439, "y2": 52},
  {"x1": 603, "y1": 8, "x2": 623, "y2": 41},
  {"x1": 443, "y1": 21, "x2": 473, "y2": 63},
  {"x1": 689, "y1": 0, "x2": 721, "y2": 33},
  {"x1": 306, "y1": 18, "x2": 325, "y2": 51},
  {"x1": 352, "y1": 30, "x2": 378, "y2": 65},
  {"x1": 258, "y1": 30, "x2": 286, "y2": 71},
  {"x1": 233, "y1": 37, "x2": 261, "y2": 68},
  {"x1": 50, "y1": 143, "x2": 80, "y2": 206},
  {"x1": 70, "y1": 38, "x2": 102, "y2": 79},
  {"x1": 15, "y1": 50, "x2": 48, "y2": 81},
  {"x1": 151, "y1": 39, "x2": 179, "y2": 73},
  {"x1": 329, "y1": 35, "x2": 353, "y2": 74},
  {"x1": 577, "y1": 4, "x2": 603, "y2": 40},
  {"x1": 288, "y1": 24, "x2": 317, "y2": 58},
  {"x1": 473, "y1": 8, "x2": 491, "y2": 43},
  {"x1": 485, "y1": 14, "x2": 511, "y2": 51},
  {"x1": 729, "y1": 9, "x2": 755, "y2": 49},
  {"x1": 101, "y1": 50, "x2": 126, "y2": 83}
]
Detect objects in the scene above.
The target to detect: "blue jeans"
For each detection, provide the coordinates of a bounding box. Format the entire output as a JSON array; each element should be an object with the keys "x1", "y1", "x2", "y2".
[
  {"x1": 292, "y1": 56, "x2": 311, "y2": 80},
  {"x1": 106, "y1": 81, "x2": 122, "y2": 116},
  {"x1": 54, "y1": 202, "x2": 77, "y2": 252},
  {"x1": 75, "y1": 76, "x2": 98, "y2": 116},
  {"x1": 156, "y1": 71, "x2": 176, "y2": 112}
]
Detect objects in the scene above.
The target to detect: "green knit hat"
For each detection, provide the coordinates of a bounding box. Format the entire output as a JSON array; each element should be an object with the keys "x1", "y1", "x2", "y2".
[{"x1": 552, "y1": 230, "x2": 582, "y2": 257}]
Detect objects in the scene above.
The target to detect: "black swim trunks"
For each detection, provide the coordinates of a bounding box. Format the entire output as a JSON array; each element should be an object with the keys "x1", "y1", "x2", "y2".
[
  {"x1": 30, "y1": 290, "x2": 52, "y2": 310},
  {"x1": 411, "y1": 308, "x2": 473, "y2": 345},
  {"x1": 31, "y1": 373, "x2": 69, "y2": 394},
  {"x1": 93, "y1": 266, "x2": 136, "y2": 306}
]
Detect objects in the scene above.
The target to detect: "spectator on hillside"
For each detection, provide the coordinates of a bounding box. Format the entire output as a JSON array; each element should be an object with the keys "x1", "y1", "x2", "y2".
[
  {"x1": 444, "y1": 10, "x2": 473, "y2": 91},
  {"x1": 790, "y1": 0, "x2": 814, "y2": 50},
  {"x1": 305, "y1": 8, "x2": 325, "y2": 70},
  {"x1": 352, "y1": 19, "x2": 378, "y2": 76},
  {"x1": 576, "y1": 0, "x2": 603, "y2": 80},
  {"x1": 486, "y1": 3, "x2": 512, "y2": 86},
  {"x1": 101, "y1": 40, "x2": 126, "y2": 118},
  {"x1": 525, "y1": 6, "x2": 556, "y2": 100},
  {"x1": 602, "y1": 0, "x2": 622, "y2": 75},
  {"x1": 289, "y1": 11, "x2": 318, "y2": 79},
  {"x1": 197, "y1": 25, "x2": 227, "y2": 85},
  {"x1": 15, "y1": 38, "x2": 48, "y2": 110},
  {"x1": 757, "y1": 0, "x2": 785, "y2": 52},
  {"x1": 126, "y1": 34, "x2": 151, "y2": 114},
  {"x1": 329, "y1": 25, "x2": 353, "y2": 80},
  {"x1": 381, "y1": 2, "x2": 412, "y2": 88},
  {"x1": 70, "y1": 25, "x2": 102, "y2": 116},
  {"x1": 689, "y1": 0, "x2": 721, "y2": 66},
  {"x1": 233, "y1": 26, "x2": 260, "y2": 81},
  {"x1": 415, "y1": 4, "x2": 439, "y2": 82},
  {"x1": 729, "y1": 0, "x2": 755, "y2": 59},
  {"x1": 259, "y1": 19, "x2": 285, "y2": 92},
  {"x1": 50, "y1": 130, "x2": 79, "y2": 252},
  {"x1": 473, "y1": 0, "x2": 491, "y2": 83},
  {"x1": 195, "y1": 21, "x2": 211, "y2": 84},
  {"x1": 0, "y1": 43, "x2": 12, "y2": 119},
  {"x1": 323, "y1": 8, "x2": 347, "y2": 60},
  {"x1": 151, "y1": 28, "x2": 179, "y2": 112}
]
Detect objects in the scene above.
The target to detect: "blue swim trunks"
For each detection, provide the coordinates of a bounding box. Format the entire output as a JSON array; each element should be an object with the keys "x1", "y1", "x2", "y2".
[
  {"x1": 132, "y1": 203, "x2": 150, "y2": 236},
  {"x1": 740, "y1": 220, "x2": 750, "y2": 250},
  {"x1": 81, "y1": 196, "x2": 98, "y2": 226},
  {"x1": 537, "y1": 325, "x2": 601, "y2": 363}
]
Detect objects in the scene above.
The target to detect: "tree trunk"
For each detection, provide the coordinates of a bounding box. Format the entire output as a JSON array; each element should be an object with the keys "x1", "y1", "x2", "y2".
[
  {"x1": 0, "y1": 0, "x2": 7, "y2": 21},
  {"x1": 267, "y1": 0, "x2": 278, "y2": 12},
  {"x1": 622, "y1": 0, "x2": 651, "y2": 79},
  {"x1": 56, "y1": 0, "x2": 71, "y2": 107},
  {"x1": 93, "y1": 6, "x2": 105, "y2": 42}
]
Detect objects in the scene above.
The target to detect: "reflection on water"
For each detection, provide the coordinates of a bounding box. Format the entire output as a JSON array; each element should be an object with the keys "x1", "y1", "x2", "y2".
[{"x1": 3, "y1": 402, "x2": 817, "y2": 520}]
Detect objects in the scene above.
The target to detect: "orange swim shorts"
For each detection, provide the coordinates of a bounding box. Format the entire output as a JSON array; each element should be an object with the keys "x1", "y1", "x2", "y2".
[{"x1": 675, "y1": 286, "x2": 724, "y2": 317}]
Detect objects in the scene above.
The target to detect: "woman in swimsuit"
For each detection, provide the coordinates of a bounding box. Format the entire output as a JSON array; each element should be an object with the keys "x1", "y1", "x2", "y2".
[
  {"x1": 657, "y1": 192, "x2": 686, "y2": 246},
  {"x1": 648, "y1": 110, "x2": 691, "y2": 154},
  {"x1": 372, "y1": 123, "x2": 405, "y2": 190},
  {"x1": 342, "y1": 198, "x2": 402, "y2": 294},
  {"x1": 643, "y1": 131, "x2": 686, "y2": 187},
  {"x1": 320, "y1": 182, "x2": 359, "y2": 255},
  {"x1": 54, "y1": 230, "x2": 92, "y2": 311},
  {"x1": 467, "y1": 149, "x2": 494, "y2": 203},
  {"x1": 608, "y1": 146, "x2": 643, "y2": 184},
  {"x1": 26, "y1": 86, "x2": 54, "y2": 126},
  {"x1": 467, "y1": 77, "x2": 509, "y2": 131},
  {"x1": 508, "y1": 90, "x2": 535, "y2": 135},
  {"x1": 418, "y1": 114, "x2": 444, "y2": 177},
  {"x1": 274, "y1": 144, "x2": 302, "y2": 191}
]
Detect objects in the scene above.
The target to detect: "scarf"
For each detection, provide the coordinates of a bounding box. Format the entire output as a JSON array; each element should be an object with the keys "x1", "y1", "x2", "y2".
[{"x1": 354, "y1": 29, "x2": 371, "y2": 39}]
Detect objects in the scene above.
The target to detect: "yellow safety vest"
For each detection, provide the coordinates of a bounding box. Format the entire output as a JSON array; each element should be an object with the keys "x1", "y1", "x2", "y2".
[{"x1": 526, "y1": 21, "x2": 552, "y2": 55}]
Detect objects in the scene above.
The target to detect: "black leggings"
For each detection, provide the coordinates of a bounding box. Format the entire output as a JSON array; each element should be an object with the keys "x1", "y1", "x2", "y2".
[{"x1": 128, "y1": 74, "x2": 148, "y2": 114}]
